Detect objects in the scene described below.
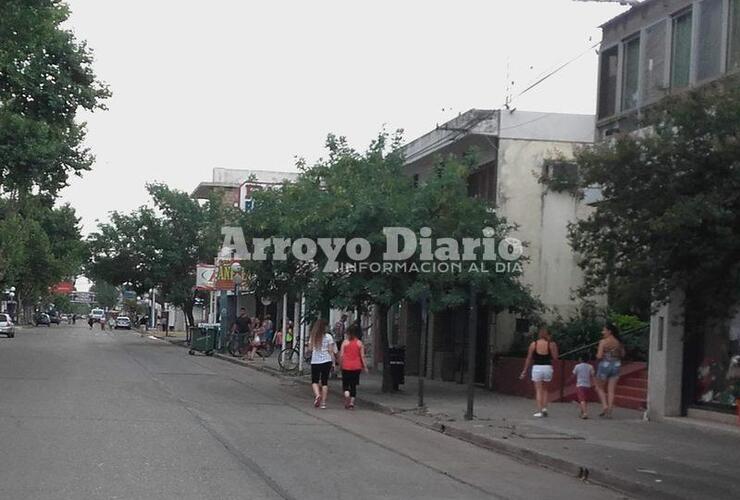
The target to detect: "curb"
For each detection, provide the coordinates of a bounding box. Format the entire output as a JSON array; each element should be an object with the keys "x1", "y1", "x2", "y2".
[{"x1": 159, "y1": 336, "x2": 676, "y2": 500}]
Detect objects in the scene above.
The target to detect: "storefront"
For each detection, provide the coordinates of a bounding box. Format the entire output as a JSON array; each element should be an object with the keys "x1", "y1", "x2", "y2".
[{"x1": 690, "y1": 310, "x2": 740, "y2": 414}]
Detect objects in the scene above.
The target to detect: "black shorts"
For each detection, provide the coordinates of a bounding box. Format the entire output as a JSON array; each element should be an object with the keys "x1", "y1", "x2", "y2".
[
  {"x1": 341, "y1": 370, "x2": 361, "y2": 392},
  {"x1": 311, "y1": 362, "x2": 333, "y2": 386}
]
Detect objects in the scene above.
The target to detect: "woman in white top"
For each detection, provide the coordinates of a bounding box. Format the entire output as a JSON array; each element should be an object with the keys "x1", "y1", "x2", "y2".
[{"x1": 309, "y1": 319, "x2": 336, "y2": 409}]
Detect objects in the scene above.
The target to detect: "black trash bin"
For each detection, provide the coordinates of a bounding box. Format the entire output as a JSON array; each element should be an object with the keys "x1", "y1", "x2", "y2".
[{"x1": 388, "y1": 346, "x2": 406, "y2": 391}]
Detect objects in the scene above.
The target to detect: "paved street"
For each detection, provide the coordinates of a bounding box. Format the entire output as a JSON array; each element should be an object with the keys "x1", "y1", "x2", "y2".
[{"x1": 0, "y1": 324, "x2": 626, "y2": 500}]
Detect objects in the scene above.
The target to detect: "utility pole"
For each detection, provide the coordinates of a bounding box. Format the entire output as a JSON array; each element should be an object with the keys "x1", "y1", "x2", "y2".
[{"x1": 418, "y1": 293, "x2": 430, "y2": 410}]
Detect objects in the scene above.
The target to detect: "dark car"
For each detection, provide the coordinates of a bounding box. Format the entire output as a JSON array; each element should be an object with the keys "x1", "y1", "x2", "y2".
[
  {"x1": 48, "y1": 312, "x2": 61, "y2": 325},
  {"x1": 34, "y1": 312, "x2": 51, "y2": 327}
]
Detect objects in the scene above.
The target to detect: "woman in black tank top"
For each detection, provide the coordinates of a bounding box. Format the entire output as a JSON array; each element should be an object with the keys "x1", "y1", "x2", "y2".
[{"x1": 520, "y1": 328, "x2": 559, "y2": 417}]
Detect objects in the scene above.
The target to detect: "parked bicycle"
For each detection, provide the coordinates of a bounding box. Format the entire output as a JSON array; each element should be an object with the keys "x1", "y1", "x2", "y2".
[
  {"x1": 228, "y1": 331, "x2": 275, "y2": 358},
  {"x1": 278, "y1": 343, "x2": 312, "y2": 372}
]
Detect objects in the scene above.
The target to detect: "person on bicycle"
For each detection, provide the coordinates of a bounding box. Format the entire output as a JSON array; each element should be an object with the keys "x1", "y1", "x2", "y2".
[
  {"x1": 232, "y1": 308, "x2": 251, "y2": 356},
  {"x1": 262, "y1": 315, "x2": 274, "y2": 344}
]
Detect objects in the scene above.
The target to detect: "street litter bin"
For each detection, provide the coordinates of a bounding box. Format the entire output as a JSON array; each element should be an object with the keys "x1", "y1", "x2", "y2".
[
  {"x1": 189, "y1": 323, "x2": 219, "y2": 356},
  {"x1": 388, "y1": 346, "x2": 406, "y2": 391}
]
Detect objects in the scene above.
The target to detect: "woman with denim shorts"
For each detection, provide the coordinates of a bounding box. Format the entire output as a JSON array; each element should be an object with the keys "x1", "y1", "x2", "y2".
[
  {"x1": 594, "y1": 323, "x2": 625, "y2": 418},
  {"x1": 520, "y1": 328, "x2": 559, "y2": 418}
]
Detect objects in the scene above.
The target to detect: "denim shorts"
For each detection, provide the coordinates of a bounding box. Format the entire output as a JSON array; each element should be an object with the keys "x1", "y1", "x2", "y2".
[{"x1": 596, "y1": 360, "x2": 621, "y2": 380}]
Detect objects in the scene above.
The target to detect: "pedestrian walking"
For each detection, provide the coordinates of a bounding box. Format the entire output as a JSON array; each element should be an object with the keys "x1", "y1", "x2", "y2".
[
  {"x1": 262, "y1": 315, "x2": 274, "y2": 344},
  {"x1": 594, "y1": 323, "x2": 625, "y2": 418},
  {"x1": 520, "y1": 328, "x2": 559, "y2": 418},
  {"x1": 88, "y1": 316, "x2": 94, "y2": 329},
  {"x1": 308, "y1": 319, "x2": 336, "y2": 409},
  {"x1": 572, "y1": 355, "x2": 595, "y2": 419},
  {"x1": 339, "y1": 323, "x2": 368, "y2": 409}
]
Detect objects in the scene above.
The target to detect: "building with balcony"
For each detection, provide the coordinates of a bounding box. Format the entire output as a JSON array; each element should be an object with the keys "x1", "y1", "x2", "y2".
[
  {"x1": 396, "y1": 109, "x2": 597, "y2": 387},
  {"x1": 596, "y1": 0, "x2": 740, "y2": 423},
  {"x1": 597, "y1": 0, "x2": 740, "y2": 138}
]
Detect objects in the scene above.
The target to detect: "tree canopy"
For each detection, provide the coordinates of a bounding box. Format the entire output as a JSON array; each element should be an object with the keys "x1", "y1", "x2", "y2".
[{"x1": 561, "y1": 78, "x2": 740, "y2": 326}]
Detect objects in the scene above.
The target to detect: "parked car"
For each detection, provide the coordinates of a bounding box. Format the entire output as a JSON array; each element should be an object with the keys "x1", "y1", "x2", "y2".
[
  {"x1": 34, "y1": 312, "x2": 51, "y2": 327},
  {"x1": 115, "y1": 316, "x2": 132, "y2": 330},
  {"x1": 60, "y1": 314, "x2": 69, "y2": 323},
  {"x1": 0, "y1": 313, "x2": 15, "y2": 338},
  {"x1": 48, "y1": 312, "x2": 61, "y2": 325}
]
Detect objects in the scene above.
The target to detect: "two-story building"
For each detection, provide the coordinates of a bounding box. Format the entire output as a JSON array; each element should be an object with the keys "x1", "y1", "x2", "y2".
[
  {"x1": 395, "y1": 109, "x2": 598, "y2": 386},
  {"x1": 596, "y1": 0, "x2": 740, "y2": 423}
]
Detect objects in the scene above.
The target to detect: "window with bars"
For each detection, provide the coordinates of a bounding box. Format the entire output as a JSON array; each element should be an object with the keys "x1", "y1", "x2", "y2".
[
  {"x1": 622, "y1": 36, "x2": 641, "y2": 110},
  {"x1": 671, "y1": 10, "x2": 693, "y2": 89},
  {"x1": 697, "y1": 0, "x2": 723, "y2": 81},
  {"x1": 598, "y1": 46, "x2": 619, "y2": 119}
]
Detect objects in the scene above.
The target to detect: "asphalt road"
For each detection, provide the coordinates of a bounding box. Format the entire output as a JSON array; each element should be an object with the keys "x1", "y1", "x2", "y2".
[{"x1": 0, "y1": 323, "x2": 628, "y2": 500}]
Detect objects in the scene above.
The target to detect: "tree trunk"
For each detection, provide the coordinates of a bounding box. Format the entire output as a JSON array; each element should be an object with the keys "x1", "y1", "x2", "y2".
[
  {"x1": 377, "y1": 303, "x2": 394, "y2": 393},
  {"x1": 183, "y1": 299, "x2": 195, "y2": 329}
]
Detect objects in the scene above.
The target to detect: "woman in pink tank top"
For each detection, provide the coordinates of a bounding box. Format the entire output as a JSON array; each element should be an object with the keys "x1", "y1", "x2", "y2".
[{"x1": 339, "y1": 323, "x2": 368, "y2": 409}]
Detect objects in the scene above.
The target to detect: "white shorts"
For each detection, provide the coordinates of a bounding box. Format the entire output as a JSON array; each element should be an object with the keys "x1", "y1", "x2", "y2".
[{"x1": 531, "y1": 365, "x2": 553, "y2": 382}]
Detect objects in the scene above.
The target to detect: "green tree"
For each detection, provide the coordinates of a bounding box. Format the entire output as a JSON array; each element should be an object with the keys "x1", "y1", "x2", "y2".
[
  {"x1": 564, "y1": 77, "x2": 740, "y2": 331},
  {"x1": 91, "y1": 280, "x2": 118, "y2": 310},
  {"x1": 0, "y1": 0, "x2": 109, "y2": 200},
  {"x1": 87, "y1": 184, "x2": 235, "y2": 326},
  {"x1": 241, "y1": 132, "x2": 541, "y2": 391}
]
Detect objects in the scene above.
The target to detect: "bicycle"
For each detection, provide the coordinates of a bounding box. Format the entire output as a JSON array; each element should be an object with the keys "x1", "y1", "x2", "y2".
[
  {"x1": 228, "y1": 330, "x2": 275, "y2": 359},
  {"x1": 278, "y1": 342, "x2": 312, "y2": 372}
]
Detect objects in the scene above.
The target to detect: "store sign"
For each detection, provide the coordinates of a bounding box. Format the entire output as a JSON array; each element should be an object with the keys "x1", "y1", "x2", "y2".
[
  {"x1": 195, "y1": 264, "x2": 217, "y2": 291},
  {"x1": 52, "y1": 281, "x2": 75, "y2": 294}
]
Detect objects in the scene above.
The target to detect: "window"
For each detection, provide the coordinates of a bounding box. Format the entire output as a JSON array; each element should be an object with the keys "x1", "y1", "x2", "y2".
[
  {"x1": 467, "y1": 160, "x2": 497, "y2": 203},
  {"x1": 412, "y1": 174, "x2": 420, "y2": 188},
  {"x1": 671, "y1": 10, "x2": 693, "y2": 88},
  {"x1": 622, "y1": 36, "x2": 641, "y2": 110},
  {"x1": 729, "y1": 0, "x2": 740, "y2": 71},
  {"x1": 641, "y1": 21, "x2": 668, "y2": 104},
  {"x1": 697, "y1": 0, "x2": 723, "y2": 81},
  {"x1": 598, "y1": 46, "x2": 619, "y2": 118}
]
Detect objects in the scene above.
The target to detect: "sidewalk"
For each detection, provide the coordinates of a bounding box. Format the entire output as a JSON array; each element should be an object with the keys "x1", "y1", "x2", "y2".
[{"x1": 166, "y1": 340, "x2": 740, "y2": 500}]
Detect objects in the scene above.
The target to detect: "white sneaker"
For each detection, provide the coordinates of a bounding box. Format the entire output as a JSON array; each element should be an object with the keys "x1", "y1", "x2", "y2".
[{"x1": 533, "y1": 411, "x2": 545, "y2": 418}]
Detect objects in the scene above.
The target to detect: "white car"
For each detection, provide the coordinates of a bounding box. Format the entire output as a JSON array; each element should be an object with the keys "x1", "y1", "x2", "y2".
[
  {"x1": 90, "y1": 308, "x2": 105, "y2": 322},
  {"x1": 115, "y1": 316, "x2": 132, "y2": 330},
  {"x1": 0, "y1": 313, "x2": 15, "y2": 338}
]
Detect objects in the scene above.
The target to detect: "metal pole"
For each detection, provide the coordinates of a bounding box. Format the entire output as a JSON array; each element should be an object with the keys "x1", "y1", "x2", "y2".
[
  {"x1": 298, "y1": 293, "x2": 306, "y2": 374},
  {"x1": 465, "y1": 285, "x2": 478, "y2": 421},
  {"x1": 418, "y1": 297, "x2": 429, "y2": 409},
  {"x1": 150, "y1": 289, "x2": 156, "y2": 330},
  {"x1": 281, "y1": 293, "x2": 288, "y2": 352}
]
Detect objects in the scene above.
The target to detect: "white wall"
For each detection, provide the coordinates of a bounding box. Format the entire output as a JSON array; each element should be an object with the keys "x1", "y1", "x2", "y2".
[{"x1": 496, "y1": 138, "x2": 595, "y2": 319}]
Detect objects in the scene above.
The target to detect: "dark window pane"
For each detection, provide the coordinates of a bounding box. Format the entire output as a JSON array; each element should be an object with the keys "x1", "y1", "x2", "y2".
[
  {"x1": 622, "y1": 37, "x2": 641, "y2": 110},
  {"x1": 672, "y1": 11, "x2": 693, "y2": 88},
  {"x1": 642, "y1": 21, "x2": 668, "y2": 104},
  {"x1": 697, "y1": 0, "x2": 723, "y2": 81},
  {"x1": 730, "y1": 0, "x2": 740, "y2": 71},
  {"x1": 598, "y1": 46, "x2": 619, "y2": 118}
]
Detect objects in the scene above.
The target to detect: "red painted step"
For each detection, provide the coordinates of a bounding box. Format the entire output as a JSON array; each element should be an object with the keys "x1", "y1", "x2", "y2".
[
  {"x1": 614, "y1": 394, "x2": 647, "y2": 411},
  {"x1": 614, "y1": 368, "x2": 647, "y2": 410},
  {"x1": 617, "y1": 385, "x2": 647, "y2": 399}
]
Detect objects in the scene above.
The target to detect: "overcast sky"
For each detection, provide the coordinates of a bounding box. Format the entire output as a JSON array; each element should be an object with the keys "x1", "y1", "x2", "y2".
[{"x1": 59, "y1": 0, "x2": 628, "y2": 234}]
